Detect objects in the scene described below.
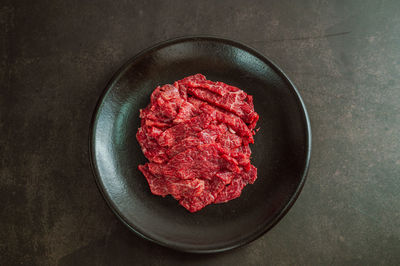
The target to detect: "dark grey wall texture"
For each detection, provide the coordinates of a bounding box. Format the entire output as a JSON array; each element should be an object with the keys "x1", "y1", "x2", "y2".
[{"x1": 1, "y1": 0, "x2": 399, "y2": 265}]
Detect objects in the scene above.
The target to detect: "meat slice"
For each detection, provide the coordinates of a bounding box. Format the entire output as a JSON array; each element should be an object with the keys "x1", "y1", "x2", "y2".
[
  {"x1": 157, "y1": 113, "x2": 214, "y2": 147},
  {"x1": 136, "y1": 126, "x2": 168, "y2": 163},
  {"x1": 179, "y1": 188, "x2": 215, "y2": 213},
  {"x1": 187, "y1": 98, "x2": 253, "y2": 139},
  {"x1": 215, "y1": 171, "x2": 236, "y2": 185},
  {"x1": 178, "y1": 75, "x2": 258, "y2": 127},
  {"x1": 200, "y1": 103, "x2": 254, "y2": 144},
  {"x1": 141, "y1": 84, "x2": 184, "y2": 124},
  {"x1": 179, "y1": 177, "x2": 227, "y2": 212},
  {"x1": 179, "y1": 180, "x2": 215, "y2": 212},
  {"x1": 242, "y1": 164, "x2": 258, "y2": 184},
  {"x1": 214, "y1": 175, "x2": 247, "y2": 203},
  {"x1": 166, "y1": 124, "x2": 227, "y2": 158},
  {"x1": 173, "y1": 101, "x2": 198, "y2": 124},
  {"x1": 179, "y1": 74, "x2": 242, "y2": 96},
  {"x1": 138, "y1": 164, "x2": 169, "y2": 197},
  {"x1": 137, "y1": 74, "x2": 259, "y2": 212},
  {"x1": 139, "y1": 164, "x2": 205, "y2": 199},
  {"x1": 147, "y1": 143, "x2": 240, "y2": 181},
  {"x1": 230, "y1": 145, "x2": 252, "y2": 166},
  {"x1": 217, "y1": 130, "x2": 243, "y2": 151},
  {"x1": 214, "y1": 165, "x2": 257, "y2": 203}
]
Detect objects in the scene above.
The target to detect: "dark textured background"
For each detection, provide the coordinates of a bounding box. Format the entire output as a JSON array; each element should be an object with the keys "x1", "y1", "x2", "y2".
[{"x1": 1, "y1": 0, "x2": 399, "y2": 265}]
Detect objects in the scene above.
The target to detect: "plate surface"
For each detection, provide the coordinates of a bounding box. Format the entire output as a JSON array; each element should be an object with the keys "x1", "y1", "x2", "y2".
[{"x1": 90, "y1": 36, "x2": 311, "y2": 253}]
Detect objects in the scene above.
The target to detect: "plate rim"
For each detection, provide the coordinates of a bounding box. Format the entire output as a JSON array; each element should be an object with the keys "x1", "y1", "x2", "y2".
[{"x1": 88, "y1": 35, "x2": 312, "y2": 253}]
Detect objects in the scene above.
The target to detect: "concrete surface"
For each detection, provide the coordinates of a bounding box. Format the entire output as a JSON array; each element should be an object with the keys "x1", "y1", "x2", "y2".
[{"x1": 1, "y1": 0, "x2": 399, "y2": 265}]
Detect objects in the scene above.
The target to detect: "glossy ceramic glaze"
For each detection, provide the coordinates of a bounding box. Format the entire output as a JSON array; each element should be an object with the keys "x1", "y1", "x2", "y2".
[{"x1": 90, "y1": 37, "x2": 311, "y2": 253}]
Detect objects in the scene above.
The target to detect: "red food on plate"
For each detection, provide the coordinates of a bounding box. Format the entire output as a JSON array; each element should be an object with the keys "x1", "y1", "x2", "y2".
[{"x1": 137, "y1": 74, "x2": 259, "y2": 212}]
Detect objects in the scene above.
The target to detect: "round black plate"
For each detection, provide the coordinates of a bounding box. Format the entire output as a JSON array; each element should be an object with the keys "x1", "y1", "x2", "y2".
[{"x1": 90, "y1": 36, "x2": 311, "y2": 253}]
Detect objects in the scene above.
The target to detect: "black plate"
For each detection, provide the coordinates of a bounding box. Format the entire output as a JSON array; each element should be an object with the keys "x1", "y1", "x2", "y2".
[{"x1": 90, "y1": 36, "x2": 311, "y2": 253}]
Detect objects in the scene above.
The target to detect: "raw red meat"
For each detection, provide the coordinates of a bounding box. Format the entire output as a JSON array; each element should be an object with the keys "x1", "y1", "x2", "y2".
[{"x1": 137, "y1": 74, "x2": 259, "y2": 212}]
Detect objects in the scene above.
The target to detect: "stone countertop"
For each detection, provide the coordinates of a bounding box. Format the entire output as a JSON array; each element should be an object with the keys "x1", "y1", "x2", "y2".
[{"x1": 1, "y1": 0, "x2": 399, "y2": 265}]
